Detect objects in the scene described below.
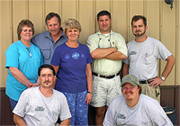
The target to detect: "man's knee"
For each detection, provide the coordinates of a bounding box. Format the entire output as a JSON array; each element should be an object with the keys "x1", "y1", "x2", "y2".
[{"x1": 96, "y1": 107, "x2": 106, "y2": 117}]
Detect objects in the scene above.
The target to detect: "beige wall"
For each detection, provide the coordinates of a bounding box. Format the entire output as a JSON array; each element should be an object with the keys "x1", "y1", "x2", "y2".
[{"x1": 0, "y1": 0, "x2": 179, "y2": 87}]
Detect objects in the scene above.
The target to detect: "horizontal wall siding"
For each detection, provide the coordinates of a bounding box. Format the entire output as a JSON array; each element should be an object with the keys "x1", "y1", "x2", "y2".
[{"x1": 0, "y1": 0, "x2": 179, "y2": 87}]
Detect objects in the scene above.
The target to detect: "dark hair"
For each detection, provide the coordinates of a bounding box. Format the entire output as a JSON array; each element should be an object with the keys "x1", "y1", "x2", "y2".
[
  {"x1": 97, "y1": 10, "x2": 111, "y2": 21},
  {"x1": 17, "y1": 20, "x2": 34, "y2": 40},
  {"x1": 38, "y1": 64, "x2": 56, "y2": 76},
  {"x1": 45, "y1": 12, "x2": 61, "y2": 25},
  {"x1": 131, "y1": 15, "x2": 147, "y2": 26}
]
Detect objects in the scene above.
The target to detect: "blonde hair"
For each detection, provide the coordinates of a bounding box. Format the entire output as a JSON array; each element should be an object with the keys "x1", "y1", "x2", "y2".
[{"x1": 62, "y1": 18, "x2": 81, "y2": 34}]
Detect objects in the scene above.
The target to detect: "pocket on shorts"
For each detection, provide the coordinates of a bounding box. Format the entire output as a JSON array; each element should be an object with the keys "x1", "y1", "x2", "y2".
[{"x1": 113, "y1": 76, "x2": 122, "y2": 95}]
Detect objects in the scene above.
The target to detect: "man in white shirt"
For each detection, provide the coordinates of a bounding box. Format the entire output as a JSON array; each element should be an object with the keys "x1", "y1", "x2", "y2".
[
  {"x1": 13, "y1": 64, "x2": 71, "y2": 126},
  {"x1": 122, "y1": 15, "x2": 175, "y2": 102},
  {"x1": 103, "y1": 75, "x2": 173, "y2": 126}
]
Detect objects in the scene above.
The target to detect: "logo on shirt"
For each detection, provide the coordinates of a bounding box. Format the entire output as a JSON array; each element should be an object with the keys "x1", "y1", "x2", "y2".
[
  {"x1": 35, "y1": 106, "x2": 45, "y2": 111},
  {"x1": 118, "y1": 114, "x2": 126, "y2": 119},
  {"x1": 129, "y1": 51, "x2": 137, "y2": 55},
  {"x1": 72, "y1": 52, "x2": 80, "y2": 60},
  {"x1": 81, "y1": 53, "x2": 85, "y2": 58},
  {"x1": 65, "y1": 54, "x2": 70, "y2": 60}
]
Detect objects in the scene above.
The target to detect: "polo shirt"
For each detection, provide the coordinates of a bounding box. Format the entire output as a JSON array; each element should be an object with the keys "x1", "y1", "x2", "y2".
[{"x1": 87, "y1": 30, "x2": 127, "y2": 76}]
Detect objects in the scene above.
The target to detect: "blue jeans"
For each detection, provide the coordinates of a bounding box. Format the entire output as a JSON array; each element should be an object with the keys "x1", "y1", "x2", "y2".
[
  {"x1": 63, "y1": 90, "x2": 88, "y2": 126},
  {"x1": 9, "y1": 98, "x2": 18, "y2": 109}
]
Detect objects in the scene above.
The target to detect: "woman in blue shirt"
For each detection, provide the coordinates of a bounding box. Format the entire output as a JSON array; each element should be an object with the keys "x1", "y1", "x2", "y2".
[
  {"x1": 51, "y1": 19, "x2": 93, "y2": 126},
  {"x1": 5, "y1": 20, "x2": 43, "y2": 109}
]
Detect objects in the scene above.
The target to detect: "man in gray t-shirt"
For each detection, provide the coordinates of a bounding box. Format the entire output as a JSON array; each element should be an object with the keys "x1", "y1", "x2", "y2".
[
  {"x1": 103, "y1": 75, "x2": 173, "y2": 126},
  {"x1": 13, "y1": 64, "x2": 71, "y2": 126},
  {"x1": 122, "y1": 15, "x2": 175, "y2": 102}
]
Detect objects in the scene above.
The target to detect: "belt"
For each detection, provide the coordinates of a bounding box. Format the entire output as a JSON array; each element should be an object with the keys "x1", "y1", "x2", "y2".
[
  {"x1": 92, "y1": 72, "x2": 119, "y2": 79},
  {"x1": 139, "y1": 77, "x2": 157, "y2": 84}
]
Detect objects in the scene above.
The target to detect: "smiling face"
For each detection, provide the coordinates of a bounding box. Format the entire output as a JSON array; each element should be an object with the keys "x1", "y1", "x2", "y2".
[
  {"x1": 132, "y1": 19, "x2": 147, "y2": 37},
  {"x1": 20, "y1": 26, "x2": 33, "y2": 42},
  {"x1": 38, "y1": 68, "x2": 56, "y2": 89},
  {"x1": 97, "y1": 15, "x2": 111, "y2": 34},
  {"x1": 47, "y1": 16, "x2": 61, "y2": 37},
  {"x1": 65, "y1": 28, "x2": 80, "y2": 41},
  {"x1": 122, "y1": 83, "x2": 140, "y2": 101}
]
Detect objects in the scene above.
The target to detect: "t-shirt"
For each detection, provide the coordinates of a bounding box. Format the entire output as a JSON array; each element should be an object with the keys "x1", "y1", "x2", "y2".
[
  {"x1": 103, "y1": 94, "x2": 173, "y2": 126},
  {"x1": 13, "y1": 87, "x2": 71, "y2": 126},
  {"x1": 123, "y1": 37, "x2": 172, "y2": 80},
  {"x1": 51, "y1": 43, "x2": 92, "y2": 93},
  {"x1": 5, "y1": 40, "x2": 43, "y2": 101}
]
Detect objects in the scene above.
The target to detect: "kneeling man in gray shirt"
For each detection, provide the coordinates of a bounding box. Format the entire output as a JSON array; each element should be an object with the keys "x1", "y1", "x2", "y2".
[{"x1": 13, "y1": 64, "x2": 71, "y2": 126}]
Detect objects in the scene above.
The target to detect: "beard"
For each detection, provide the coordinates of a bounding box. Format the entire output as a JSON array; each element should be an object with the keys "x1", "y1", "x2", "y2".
[{"x1": 133, "y1": 29, "x2": 146, "y2": 37}]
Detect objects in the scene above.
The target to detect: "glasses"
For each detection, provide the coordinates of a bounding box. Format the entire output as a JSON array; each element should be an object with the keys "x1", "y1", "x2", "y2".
[{"x1": 26, "y1": 48, "x2": 32, "y2": 58}]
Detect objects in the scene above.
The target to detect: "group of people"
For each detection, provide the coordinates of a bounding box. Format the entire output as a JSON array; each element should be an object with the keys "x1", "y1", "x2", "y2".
[{"x1": 5, "y1": 10, "x2": 175, "y2": 126}]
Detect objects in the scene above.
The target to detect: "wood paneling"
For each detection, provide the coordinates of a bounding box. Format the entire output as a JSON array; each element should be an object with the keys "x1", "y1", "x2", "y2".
[
  {"x1": 0, "y1": 1, "x2": 12, "y2": 87},
  {"x1": 0, "y1": 88, "x2": 15, "y2": 125},
  {"x1": 0, "y1": 1, "x2": 179, "y2": 87},
  {"x1": 160, "y1": 1, "x2": 176, "y2": 85}
]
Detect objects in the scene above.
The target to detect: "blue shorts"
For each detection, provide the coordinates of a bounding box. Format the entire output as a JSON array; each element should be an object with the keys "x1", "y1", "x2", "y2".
[
  {"x1": 9, "y1": 98, "x2": 18, "y2": 109},
  {"x1": 63, "y1": 90, "x2": 88, "y2": 126}
]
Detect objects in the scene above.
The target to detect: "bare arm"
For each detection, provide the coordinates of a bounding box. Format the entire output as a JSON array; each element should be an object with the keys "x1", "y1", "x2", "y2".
[
  {"x1": 51, "y1": 65, "x2": 59, "y2": 89},
  {"x1": 91, "y1": 47, "x2": 117, "y2": 59},
  {"x1": 13, "y1": 114, "x2": 27, "y2": 126},
  {"x1": 149, "y1": 55, "x2": 175, "y2": 88},
  {"x1": 60, "y1": 118, "x2": 70, "y2": 126},
  {"x1": 85, "y1": 63, "x2": 93, "y2": 105},
  {"x1": 9, "y1": 67, "x2": 38, "y2": 88},
  {"x1": 104, "y1": 51, "x2": 127, "y2": 60},
  {"x1": 122, "y1": 63, "x2": 129, "y2": 77}
]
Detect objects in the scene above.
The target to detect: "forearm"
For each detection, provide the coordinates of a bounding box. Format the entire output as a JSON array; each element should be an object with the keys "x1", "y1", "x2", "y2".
[
  {"x1": 161, "y1": 55, "x2": 175, "y2": 79},
  {"x1": 51, "y1": 65, "x2": 59, "y2": 89},
  {"x1": 9, "y1": 67, "x2": 32, "y2": 87},
  {"x1": 13, "y1": 114, "x2": 27, "y2": 126},
  {"x1": 91, "y1": 47, "x2": 117, "y2": 59},
  {"x1": 122, "y1": 63, "x2": 129, "y2": 77},
  {"x1": 86, "y1": 64, "x2": 93, "y2": 92},
  {"x1": 104, "y1": 51, "x2": 127, "y2": 60},
  {"x1": 60, "y1": 119, "x2": 70, "y2": 126}
]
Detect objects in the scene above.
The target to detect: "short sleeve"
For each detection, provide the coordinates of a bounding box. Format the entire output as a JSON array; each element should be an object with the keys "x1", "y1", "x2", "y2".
[
  {"x1": 87, "y1": 34, "x2": 99, "y2": 53},
  {"x1": 5, "y1": 44, "x2": 19, "y2": 68}
]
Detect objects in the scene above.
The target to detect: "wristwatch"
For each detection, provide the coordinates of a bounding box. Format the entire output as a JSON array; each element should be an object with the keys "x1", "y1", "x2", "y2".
[
  {"x1": 160, "y1": 76, "x2": 165, "y2": 81},
  {"x1": 88, "y1": 91, "x2": 93, "y2": 94}
]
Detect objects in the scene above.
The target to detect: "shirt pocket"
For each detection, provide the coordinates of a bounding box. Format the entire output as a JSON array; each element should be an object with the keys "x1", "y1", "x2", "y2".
[
  {"x1": 144, "y1": 53, "x2": 156, "y2": 65},
  {"x1": 41, "y1": 48, "x2": 51, "y2": 60}
]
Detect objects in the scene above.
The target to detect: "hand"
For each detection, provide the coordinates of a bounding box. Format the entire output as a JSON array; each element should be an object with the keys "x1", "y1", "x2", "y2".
[
  {"x1": 148, "y1": 77, "x2": 164, "y2": 88},
  {"x1": 28, "y1": 83, "x2": 39, "y2": 88},
  {"x1": 85, "y1": 93, "x2": 92, "y2": 105}
]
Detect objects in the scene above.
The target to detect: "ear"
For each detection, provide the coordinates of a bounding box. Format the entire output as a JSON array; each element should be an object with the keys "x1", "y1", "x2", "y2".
[{"x1": 146, "y1": 26, "x2": 148, "y2": 30}]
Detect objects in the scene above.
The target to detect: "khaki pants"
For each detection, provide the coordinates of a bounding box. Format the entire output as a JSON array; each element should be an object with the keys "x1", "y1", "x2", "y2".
[{"x1": 140, "y1": 83, "x2": 160, "y2": 103}]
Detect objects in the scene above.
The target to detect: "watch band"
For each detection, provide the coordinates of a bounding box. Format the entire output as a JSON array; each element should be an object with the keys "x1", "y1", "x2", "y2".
[
  {"x1": 160, "y1": 76, "x2": 165, "y2": 81},
  {"x1": 88, "y1": 91, "x2": 93, "y2": 94}
]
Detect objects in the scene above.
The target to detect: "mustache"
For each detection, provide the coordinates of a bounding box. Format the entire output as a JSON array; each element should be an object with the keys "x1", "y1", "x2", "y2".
[
  {"x1": 51, "y1": 29, "x2": 57, "y2": 32},
  {"x1": 44, "y1": 81, "x2": 50, "y2": 84}
]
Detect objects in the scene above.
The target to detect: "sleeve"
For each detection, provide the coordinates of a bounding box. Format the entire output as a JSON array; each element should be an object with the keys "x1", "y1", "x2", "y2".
[
  {"x1": 86, "y1": 46, "x2": 92, "y2": 64},
  {"x1": 115, "y1": 34, "x2": 127, "y2": 56},
  {"x1": 156, "y1": 41, "x2": 172, "y2": 60},
  {"x1": 5, "y1": 44, "x2": 19, "y2": 68},
  {"x1": 59, "y1": 94, "x2": 72, "y2": 121},
  {"x1": 147, "y1": 101, "x2": 173, "y2": 126},
  {"x1": 51, "y1": 46, "x2": 61, "y2": 66},
  {"x1": 86, "y1": 34, "x2": 99, "y2": 53},
  {"x1": 103, "y1": 102, "x2": 116, "y2": 126},
  {"x1": 13, "y1": 90, "x2": 28, "y2": 117}
]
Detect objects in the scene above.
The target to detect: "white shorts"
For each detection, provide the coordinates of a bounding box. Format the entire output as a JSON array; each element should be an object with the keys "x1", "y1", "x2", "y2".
[{"x1": 90, "y1": 75, "x2": 122, "y2": 107}]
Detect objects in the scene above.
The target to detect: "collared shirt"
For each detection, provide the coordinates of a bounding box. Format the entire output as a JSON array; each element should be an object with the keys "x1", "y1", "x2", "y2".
[
  {"x1": 32, "y1": 27, "x2": 68, "y2": 64},
  {"x1": 87, "y1": 30, "x2": 127, "y2": 76}
]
